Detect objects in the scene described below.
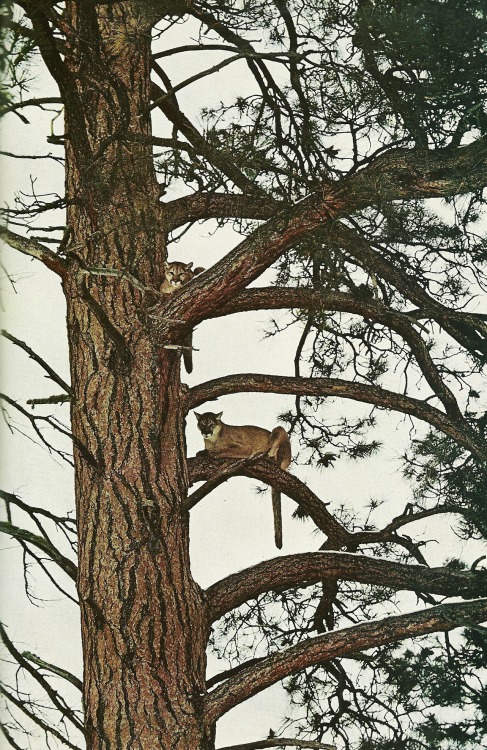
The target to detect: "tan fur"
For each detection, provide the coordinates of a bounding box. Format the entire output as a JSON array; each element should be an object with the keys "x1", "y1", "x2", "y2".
[
  {"x1": 195, "y1": 412, "x2": 291, "y2": 548},
  {"x1": 160, "y1": 262, "x2": 205, "y2": 372}
]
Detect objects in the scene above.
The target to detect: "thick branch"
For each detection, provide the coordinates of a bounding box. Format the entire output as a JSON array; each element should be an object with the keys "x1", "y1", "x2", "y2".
[
  {"x1": 204, "y1": 598, "x2": 487, "y2": 722},
  {"x1": 188, "y1": 454, "x2": 351, "y2": 548},
  {"x1": 198, "y1": 286, "x2": 463, "y2": 418},
  {"x1": 0, "y1": 227, "x2": 67, "y2": 277},
  {"x1": 217, "y1": 740, "x2": 335, "y2": 750},
  {"x1": 206, "y1": 551, "x2": 487, "y2": 623},
  {"x1": 188, "y1": 374, "x2": 486, "y2": 461},
  {"x1": 164, "y1": 192, "x2": 285, "y2": 233}
]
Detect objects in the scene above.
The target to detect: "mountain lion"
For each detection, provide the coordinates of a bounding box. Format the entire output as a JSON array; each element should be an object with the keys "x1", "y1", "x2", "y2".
[
  {"x1": 195, "y1": 411, "x2": 292, "y2": 548},
  {"x1": 160, "y1": 261, "x2": 205, "y2": 373}
]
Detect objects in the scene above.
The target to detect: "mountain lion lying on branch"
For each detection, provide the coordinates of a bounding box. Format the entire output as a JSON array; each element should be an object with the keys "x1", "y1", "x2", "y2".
[{"x1": 195, "y1": 411, "x2": 292, "y2": 548}]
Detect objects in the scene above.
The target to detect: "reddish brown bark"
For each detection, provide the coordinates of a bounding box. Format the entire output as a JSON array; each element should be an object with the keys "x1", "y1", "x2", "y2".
[
  {"x1": 59, "y1": 3, "x2": 211, "y2": 747},
  {"x1": 10, "y1": 4, "x2": 487, "y2": 749}
]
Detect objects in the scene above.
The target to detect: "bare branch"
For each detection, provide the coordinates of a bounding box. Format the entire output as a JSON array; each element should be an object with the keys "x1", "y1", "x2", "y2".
[
  {"x1": 21, "y1": 653, "x2": 82, "y2": 692},
  {"x1": 151, "y1": 80, "x2": 271, "y2": 200},
  {"x1": 2, "y1": 331, "x2": 71, "y2": 394},
  {"x1": 0, "y1": 522, "x2": 77, "y2": 581},
  {"x1": 204, "y1": 598, "x2": 487, "y2": 722},
  {"x1": 0, "y1": 227, "x2": 67, "y2": 277},
  {"x1": 0, "y1": 623, "x2": 83, "y2": 733},
  {"x1": 206, "y1": 551, "x2": 487, "y2": 623}
]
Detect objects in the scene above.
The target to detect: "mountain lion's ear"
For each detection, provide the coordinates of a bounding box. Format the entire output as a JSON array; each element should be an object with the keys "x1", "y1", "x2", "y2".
[
  {"x1": 194, "y1": 412, "x2": 201, "y2": 419},
  {"x1": 193, "y1": 266, "x2": 206, "y2": 275},
  {"x1": 216, "y1": 412, "x2": 223, "y2": 420},
  {"x1": 185, "y1": 262, "x2": 194, "y2": 269}
]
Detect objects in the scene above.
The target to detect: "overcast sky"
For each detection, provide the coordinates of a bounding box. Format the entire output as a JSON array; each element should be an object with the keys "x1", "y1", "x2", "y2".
[{"x1": 1, "y1": 16, "x2": 483, "y2": 749}]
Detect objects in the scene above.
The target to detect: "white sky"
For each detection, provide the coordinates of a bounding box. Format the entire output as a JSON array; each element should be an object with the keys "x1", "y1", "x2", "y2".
[{"x1": 0, "y1": 14, "x2": 485, "y2": 750}]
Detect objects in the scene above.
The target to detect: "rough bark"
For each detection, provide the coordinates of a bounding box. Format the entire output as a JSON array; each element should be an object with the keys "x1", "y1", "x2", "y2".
[
  {"x1": 206, "y1": 552, "x2": 487, "y2": 623},
  {"x1": 59, "y1": 3, "x2": 211, "y2": 747}
]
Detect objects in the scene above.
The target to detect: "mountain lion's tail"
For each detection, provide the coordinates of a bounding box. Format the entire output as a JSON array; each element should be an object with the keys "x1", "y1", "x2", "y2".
[{"x1": 268, "y1": 427, "x2": 292, "y2": 549}]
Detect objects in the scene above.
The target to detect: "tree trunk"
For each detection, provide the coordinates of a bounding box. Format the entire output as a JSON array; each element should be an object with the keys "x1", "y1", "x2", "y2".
[{"x1": 61, "y1": 3, "x2": 212, "y2": 747}]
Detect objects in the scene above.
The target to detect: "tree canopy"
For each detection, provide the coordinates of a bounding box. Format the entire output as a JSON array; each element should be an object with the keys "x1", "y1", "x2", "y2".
[{"x1": 1, "y1": 1, "x2": 486, "y2": 749}]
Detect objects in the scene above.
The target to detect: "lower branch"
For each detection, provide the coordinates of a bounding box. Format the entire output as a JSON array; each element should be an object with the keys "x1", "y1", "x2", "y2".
[
  {"x1": 203, "y1": 598, "x2": 487, "y2": 722},
  {"x1": 206, "y1": 552, "x2": 487, "y2": 623},
  {"x1": 0, "y1": 227, "x2": 67, "y2": 277}
]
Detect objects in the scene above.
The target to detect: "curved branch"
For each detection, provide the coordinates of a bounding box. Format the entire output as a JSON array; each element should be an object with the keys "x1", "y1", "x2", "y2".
[
  {"x1": 188, "y1": 374, "x2": 486, "y2": 461},
  {"x1": 0, "y1": 227, "x2": 67, "y2": 277},
  {"x1": 0, "y1": 522, "x2": 77, "y2": 581},
  {"x1": 206, "y1": 551, "x2": 487, "y2": 623},
  {"x1": 199, "y1": 286, "x2": 463, "y2": 419},
  {"x1": 217, "y1": 740, "x2": 336, "y2": 750},
  {"x1": 203, "y1": 598, "x2": 487, "y2": 722},
  {"x1": 164, "y1": 193, "x2": 284, "y2": 233},
  {"x1": 187, "y1": 454, "x2": 350, "y2": 547}
]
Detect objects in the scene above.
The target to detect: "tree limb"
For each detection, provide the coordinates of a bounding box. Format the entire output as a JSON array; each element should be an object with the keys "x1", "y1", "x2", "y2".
[
  {"x1": 151, "y1": 137, "x2": 487, "y2": 332},
  {"x1": 0, "y1": 522, "x2": 77, "y2": 581},
  {"x1": 188, "y1": 374, "x2": 486, "y2": 461},
  {"x1": 217, "y1": 739, "x2": 336, "y2": 750},
  {"x1": 206, "y1": 551, "x2": 487, "y2": 623},
  {"x1": 196, "y1": 286, "x2": 464, "y2": 419},
  {"x1": 164, "y1": 192, "x2": 286, "y2": 233},
  {"x1": 203, "y1": 598, "x2": 487, "y2": 722},
  {"x1": 188, "y1": 454, "x2": 352, "y2": 548},
  {"x1": 2, "y1": 330, "x2": 71, "y2": 394},
  {"x1": 0, "y1": 227, "x2": 67, "y2": 277},
  {"x1": 21, "y1": 653, "x2": 82, "y2": 692}
]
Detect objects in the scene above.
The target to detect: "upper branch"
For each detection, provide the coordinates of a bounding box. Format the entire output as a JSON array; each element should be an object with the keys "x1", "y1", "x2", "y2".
[
  {"x1": 195, "y1": 286, "x2": 464, "y2": 419},
  {"x1": 164, "y1": 193, "x2": 285, "y2": 233},
  {"x1": 152, "y1": 137, "x2": 487, "y2": 331},
  {"x1": 206, "y1": 551, "x2": 487, "y2": 623},
  {"x1": 188, "y1": 375, "x2": 486, "y2": 461},
  {"x1": 203, "y1": 598, "x2": 487, "y2": 722}
]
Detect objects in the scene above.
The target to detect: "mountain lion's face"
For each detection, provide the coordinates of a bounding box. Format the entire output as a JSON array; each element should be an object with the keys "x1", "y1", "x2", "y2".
[
  {"x1": 195, "y1": 411, "x2": 223, "y2": 439},
  {"x1": 164, "y1": 262, "x2": 195, "y2": 290}
]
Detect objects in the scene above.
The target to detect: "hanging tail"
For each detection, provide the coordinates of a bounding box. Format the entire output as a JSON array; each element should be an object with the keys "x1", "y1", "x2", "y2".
[
  {"x1": 268, "y1": 426, "x2": 291, "y2": 549},
  {"x1": 182, "y1": 330, "x2": 193, "y2": 373},
  {"x1": 271, "y1": 487, "x2": 283, "y2": 549}
]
